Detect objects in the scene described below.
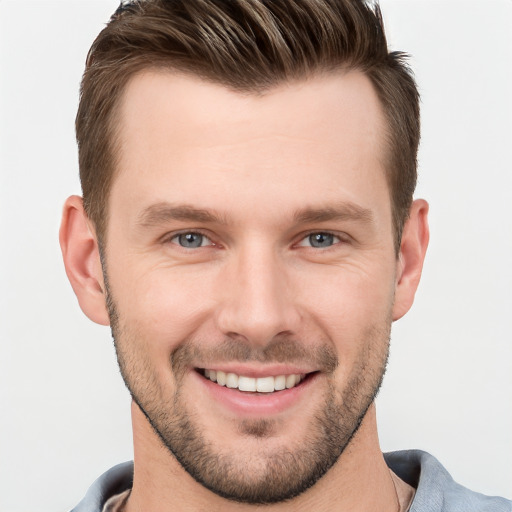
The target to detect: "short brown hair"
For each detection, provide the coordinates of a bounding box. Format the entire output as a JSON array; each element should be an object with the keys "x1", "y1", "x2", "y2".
[{"x1": 76, "y1": 0, "x2": 419, "y2": 251}]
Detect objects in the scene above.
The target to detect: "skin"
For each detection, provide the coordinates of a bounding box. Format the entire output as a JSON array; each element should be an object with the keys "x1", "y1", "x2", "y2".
[{"x1": 60, "y1": 70, "x2": 429, "y2": 511}]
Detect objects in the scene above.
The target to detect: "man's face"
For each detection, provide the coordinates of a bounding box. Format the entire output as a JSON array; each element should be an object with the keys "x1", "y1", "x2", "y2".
[{"x1": 103, "y1": 70, "x2": 399, "y2": 503}]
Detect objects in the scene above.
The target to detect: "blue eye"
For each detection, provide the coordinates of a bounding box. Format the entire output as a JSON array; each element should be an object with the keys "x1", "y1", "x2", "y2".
[
  {"x1": 298, "y1": 232, "x2": 340, "y2": 248},
  {"x1": 171, "y1": 232, "x2": 211, "y2": 248},
  {"x1": 309, "y1": 233, "x2": 335, "y2": 248}
]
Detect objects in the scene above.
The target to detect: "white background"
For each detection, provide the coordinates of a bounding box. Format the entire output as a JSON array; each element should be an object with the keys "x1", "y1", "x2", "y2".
[{"x1": 0, "y1": 1, "x2": 511, "y2": 511}]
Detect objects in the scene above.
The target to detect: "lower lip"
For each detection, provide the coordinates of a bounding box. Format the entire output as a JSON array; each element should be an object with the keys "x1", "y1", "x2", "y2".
[{"x1": 194, "y1": 371, "x2": 319, "y2": 416}]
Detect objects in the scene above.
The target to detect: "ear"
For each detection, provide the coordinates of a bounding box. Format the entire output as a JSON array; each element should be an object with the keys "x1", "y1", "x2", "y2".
[
  {"x1": 392, "y1": 199, "x2": 430, "y2": 321},
  {"x1": 59, "y1": 195, "x2": 110, "y2": 326}
]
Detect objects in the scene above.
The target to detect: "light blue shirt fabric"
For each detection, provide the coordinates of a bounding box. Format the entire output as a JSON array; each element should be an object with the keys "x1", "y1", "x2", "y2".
[
  {"x1": 385, "y1": 451, "x2": 511, "y2": 512},
  {"x1": 71, "y1": 450, "x2": 511, "y2": 511}
]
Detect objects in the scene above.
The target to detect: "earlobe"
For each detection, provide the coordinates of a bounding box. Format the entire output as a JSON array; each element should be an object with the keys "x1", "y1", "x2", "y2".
[
  {"x1": 59, "y1": 195, "x2": 110, "y2": 326},
  {"x1": 392, "y1": 199, "x2": 430, "y2": 321}
]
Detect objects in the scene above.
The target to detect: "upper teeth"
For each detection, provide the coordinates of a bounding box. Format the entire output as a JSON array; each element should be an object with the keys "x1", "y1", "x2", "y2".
[{"x1": 203, "y1": 369, "x2": 305, "y2": 393}]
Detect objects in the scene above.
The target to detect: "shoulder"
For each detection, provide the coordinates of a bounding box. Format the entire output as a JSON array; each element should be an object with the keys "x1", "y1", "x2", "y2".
[
  {"x1": 70, "y1": 461, "x2": 134, "y2": 512},
  {"x1": 385, "y1": 450, "x2": 512, "y2": 512}
]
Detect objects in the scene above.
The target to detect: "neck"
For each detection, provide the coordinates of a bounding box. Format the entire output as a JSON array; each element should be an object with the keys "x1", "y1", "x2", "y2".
[{"x1": 125, "y1": 402, "x2": 398, "y2": 512}]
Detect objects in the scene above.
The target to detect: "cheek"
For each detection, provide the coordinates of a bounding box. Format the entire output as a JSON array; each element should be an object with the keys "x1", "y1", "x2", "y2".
[
  {"x1": 298, "y1": 262, "x2": 396, "y2": 345},
  {"x1": 301, "y1": 269, "x2": 394, "y2": 391},
  {"x1": 111, "y1": 264, "x2": 217, "y2": 354}
]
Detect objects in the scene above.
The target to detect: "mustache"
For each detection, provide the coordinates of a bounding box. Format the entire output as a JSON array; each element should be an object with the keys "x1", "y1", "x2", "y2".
[{"x1": 171, "y1": 337, "x2": 339, "y2": 377}]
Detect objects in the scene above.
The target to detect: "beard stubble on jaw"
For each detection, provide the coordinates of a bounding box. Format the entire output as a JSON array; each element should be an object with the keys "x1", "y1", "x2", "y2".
[{"x1": 104, "y1": 280, "x2": 391, "y2": 504}]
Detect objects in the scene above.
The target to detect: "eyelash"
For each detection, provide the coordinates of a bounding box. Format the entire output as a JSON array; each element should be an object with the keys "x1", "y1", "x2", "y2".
[
  {"x1": 296, "y1": 231, "x2": 346, "y2": 249},
  {"x1": 164, "y1": 230, "x2": 347, "y2": 250},
  {"x1": 167, "y1": 230, "x2": 216, "y2": 249}
]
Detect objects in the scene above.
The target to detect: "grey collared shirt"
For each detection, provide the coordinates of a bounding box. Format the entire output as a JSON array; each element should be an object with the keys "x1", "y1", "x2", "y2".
[{"x1": 71, "y1": 450, "x2": 512, "y2": 512}]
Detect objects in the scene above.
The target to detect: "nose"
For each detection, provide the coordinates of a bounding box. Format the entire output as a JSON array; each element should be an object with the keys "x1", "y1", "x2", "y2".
[{"x1": 215, "y1": 242, "x2": 300, "y2": 346}]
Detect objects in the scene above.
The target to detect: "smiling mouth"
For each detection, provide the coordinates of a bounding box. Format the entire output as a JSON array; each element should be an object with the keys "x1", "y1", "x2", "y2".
[{"x1": 198, "y1": 369, "x2": 313, "y2": 393}]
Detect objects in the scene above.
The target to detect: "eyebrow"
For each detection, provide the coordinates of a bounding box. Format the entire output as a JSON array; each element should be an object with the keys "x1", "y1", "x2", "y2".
[
  {"x1": 136, "y1": 201, "x2": 374, "y2": 229},
  {"x1": 292, "y1": 202, "x2": 374, "y2": 226},
  {"x1": 137, "y1": 202, "x2": 228, "y2": 227}
]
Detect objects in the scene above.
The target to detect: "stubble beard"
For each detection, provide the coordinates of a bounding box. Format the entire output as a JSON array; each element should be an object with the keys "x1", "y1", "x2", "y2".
[{"x1": 105, "y1": 281, "x2": 391, "y2": 504}]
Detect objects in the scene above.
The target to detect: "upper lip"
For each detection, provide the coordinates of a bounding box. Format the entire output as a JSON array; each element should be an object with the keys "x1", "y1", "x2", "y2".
[{"x1": 195, "y1": 364, "x2": 317, "y2": 378}]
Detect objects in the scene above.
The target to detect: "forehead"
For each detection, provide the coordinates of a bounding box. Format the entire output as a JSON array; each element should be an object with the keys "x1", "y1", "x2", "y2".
[
  {"x1": 111, "y1": 69, "x2": 389, "y2": 225},
  {"x1": 117, "y1": 69, "x2": 386, "y2": 158}
]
